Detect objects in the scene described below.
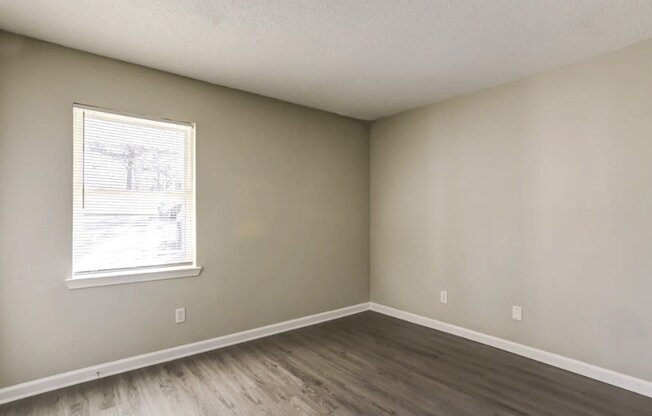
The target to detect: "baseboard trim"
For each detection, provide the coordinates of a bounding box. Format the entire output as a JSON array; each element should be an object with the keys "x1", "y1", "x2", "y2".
[
  {"x1": 0, "y1": 302, "x2": 369, "y2": 405},
  {"x1": 370, "y1": 302, "x2": 652, "y2": 398},
  {"x1": 4, "y1": 302, "x2": 650, "y2": 405}
]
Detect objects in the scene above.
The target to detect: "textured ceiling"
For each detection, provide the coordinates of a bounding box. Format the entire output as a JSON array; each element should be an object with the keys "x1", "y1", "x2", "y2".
[{"x1": 1, "y1": 0, "x2": 652, "y2": 120}]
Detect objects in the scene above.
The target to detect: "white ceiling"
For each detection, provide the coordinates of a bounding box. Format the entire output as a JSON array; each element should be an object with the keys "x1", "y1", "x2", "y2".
[{"x1": 1, "y1": 1, "x2": 652, "y2": 120}]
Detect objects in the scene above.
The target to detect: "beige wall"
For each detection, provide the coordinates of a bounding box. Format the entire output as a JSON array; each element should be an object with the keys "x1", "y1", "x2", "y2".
[
  {"x1": 0, "y1": 31, "x2": 369, "y2": 388},
  {"x1": 371, "y1": 38, "x2": 652, "y2": 381}
]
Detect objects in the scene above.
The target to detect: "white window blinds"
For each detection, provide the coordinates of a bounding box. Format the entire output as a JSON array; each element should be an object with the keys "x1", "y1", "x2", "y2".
[{"x1": 72, "y1": 105, "x2": 196, "y2": 276}]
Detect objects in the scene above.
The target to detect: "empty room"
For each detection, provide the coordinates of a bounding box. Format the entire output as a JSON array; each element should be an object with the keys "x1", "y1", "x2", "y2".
[{"x1": 1, "y1": 1, "x2": 652, "y2": 415}]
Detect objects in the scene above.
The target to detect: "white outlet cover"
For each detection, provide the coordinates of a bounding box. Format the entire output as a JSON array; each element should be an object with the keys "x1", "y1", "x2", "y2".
[
  {"x1": 440, "y1": 291, "x2": 448, "y2": 304},
  {"x1": 175, "y1": 308, "x2": 186, "y2": 324},
  {"x1": 512, "y1": 306, "x2": 523, "y2": 321}
]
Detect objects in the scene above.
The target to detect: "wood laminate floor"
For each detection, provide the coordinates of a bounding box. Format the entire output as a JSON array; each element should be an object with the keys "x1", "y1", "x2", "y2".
[{"x1": 1, "y1": 311, "x2": 651, "y2": 415}]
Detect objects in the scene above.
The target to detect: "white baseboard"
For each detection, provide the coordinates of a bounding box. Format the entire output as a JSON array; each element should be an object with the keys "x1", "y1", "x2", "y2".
[
  {"x1": 0, "y1": 302, "x2": 369, "y2": 405},
  {"x1": 370, "y1": 302, "x2": 652, "y2": 398},
  {"x1": 4, "y1": 301, "x2": 650, "y2": 405}
]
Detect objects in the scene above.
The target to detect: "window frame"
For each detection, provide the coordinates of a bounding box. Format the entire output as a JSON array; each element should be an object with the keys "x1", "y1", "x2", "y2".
[{"x1": 67, "y1": 104, "x2": 201, "y2": 289}]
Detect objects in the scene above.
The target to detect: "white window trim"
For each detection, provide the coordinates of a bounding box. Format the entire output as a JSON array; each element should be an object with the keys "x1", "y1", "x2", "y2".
[
  {"x1": 66, "y1": 265, "x2": 202, "y2": 289},
  {"x1": 68, "y1": 104, "x2": 201, "y2": 289}
]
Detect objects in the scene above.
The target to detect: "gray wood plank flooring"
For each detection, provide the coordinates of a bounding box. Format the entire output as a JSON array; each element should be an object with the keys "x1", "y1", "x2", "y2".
[{"x1": 1, "y1": 311, "x2": 650, "y2": 415}]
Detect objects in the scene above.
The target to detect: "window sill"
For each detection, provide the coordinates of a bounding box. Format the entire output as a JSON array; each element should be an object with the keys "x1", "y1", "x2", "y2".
[{"x1": 66, "y1": 266, "x2": 202, "y2": 289}]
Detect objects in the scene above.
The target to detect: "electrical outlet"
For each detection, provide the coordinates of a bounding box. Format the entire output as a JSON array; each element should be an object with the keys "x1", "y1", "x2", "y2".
[
  {"x1": 512, "y1": 305, "x2": 522, "y2": 322},
  {"x1": 440, "y1": 290, "x2": 448, "y2": 304},
  {"x1": 175, "y1": 307, "x2": 186, "y2": 324}
]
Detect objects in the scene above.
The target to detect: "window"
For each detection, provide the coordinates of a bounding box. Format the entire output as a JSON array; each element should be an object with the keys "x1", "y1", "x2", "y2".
[{"x1": 68, "y1": 105, "x2": 200, "y2": 288}]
